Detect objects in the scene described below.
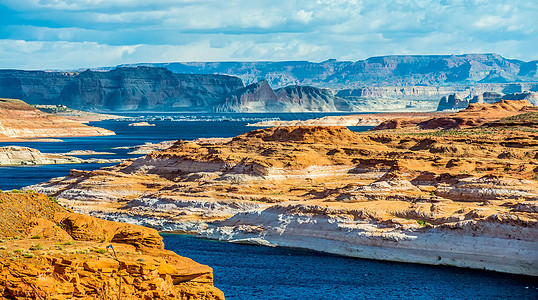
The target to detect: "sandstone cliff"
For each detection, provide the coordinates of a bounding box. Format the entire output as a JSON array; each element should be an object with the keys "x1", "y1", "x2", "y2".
[
  {"x1": 26, "y1": 109, "x2": 538, "y2": 275},
  {"x1": 437, "y1": 91, "x2": 538, "y2": 111},
  {"x1": 0, "y1": 98, "x2": 114, "y2": 141},
  {"x1": 218, "y1": 80, "x2": 350, "y2": 112},
  {"x1": 0, "y1": 67, "x2": 244, "y2": 112},
  {"x1": 377, "y1": 100, "x2": 538, "y2": 130},
  {"x1": 4, "y1": 54, "x2": 538, "y2": 113},
  {"x1": 120, "y1": 54, "x2": 538, "y2": 88},
  {"x1": 0, "y1": 191, "x2": 224, "y2": 299}
]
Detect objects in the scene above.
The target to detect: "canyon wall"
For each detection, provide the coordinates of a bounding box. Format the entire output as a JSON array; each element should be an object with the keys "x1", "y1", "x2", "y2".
[
  {"x1": 2, "y1": 54, "x2": 538, "y2": 112},
  {"x1": 120, "y1": 54, "x2": 538, "y2": 88},
  {"x1": 0, "y1": 67, "x2": 244, "y2": 111}
]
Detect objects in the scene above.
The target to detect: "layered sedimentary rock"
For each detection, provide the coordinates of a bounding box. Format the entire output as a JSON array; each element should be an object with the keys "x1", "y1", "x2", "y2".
[
  {"x1": 377, "y1": 100, "x2": 537, "y2": 130},
  {"x1": 0, "y1": 67, "x2": 244, "y2": 111},
  {"x1": 0, "y1": 146, "x2": 120, "y2": 166},
  {"x1": 27, "y1": 106, "x2": 538, "y2": 275},
  {"x1": 0, "y1": 146, "x2": 83, "y2": 165},
  {"x1": 218, "y1": 80, "x2": 350, "y2": 112},
  {"x1": 0, "y1": 192, "x2": 224, "y2": 299},
  {"x1": 217, "y1": 80, "x2": 278, "y2": 112},
  {"x1": 0, "y1": 98, "x2": 114, "y2": 141},
  {"x1": 437, "y1": 91, "x2": 538, "y2": 111},
  {"x1": 4, "y1": 54, "x2": 538, "y2": 112},
  {"x1": 275, "y1": 85, "x2": 351, "y2": 111},
  {"x1": 120, "y1": 54, "x2": 538, "y2": 88}
]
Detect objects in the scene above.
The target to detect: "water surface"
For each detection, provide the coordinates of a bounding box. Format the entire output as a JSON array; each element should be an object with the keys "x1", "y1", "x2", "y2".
[{"x1": 163, "y1": 234, "x2": 537, "y2": 300}]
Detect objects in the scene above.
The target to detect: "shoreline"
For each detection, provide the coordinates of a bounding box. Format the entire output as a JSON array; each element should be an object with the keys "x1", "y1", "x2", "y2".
[{"x1": 158, "y1": 228, "x2": 538, "y2": 277}]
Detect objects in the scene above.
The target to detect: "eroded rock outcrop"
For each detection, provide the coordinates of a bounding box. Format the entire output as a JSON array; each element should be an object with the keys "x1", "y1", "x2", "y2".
[
  {"x1": 375, "y1": 100, "x2": 538, "y2": 130},
  {"x1": 26, "y1": 114, "x2": 538, "y2": 275},
  {"x1": 0, "y1": 146, "x2": 121, "y2": 166},
  {"x1": 0, "y1": 146, "x2": 83, "y2": 166},
  {"x1": 436, "y1": 94, "x2": 468, "y2": 111},
  {"x1": 0, "y1": 192, "x2": 224, "y2": 299},
  {"x1": 437, "y1": 91, "x2": 538, "y2": 111},
  {"x1": 0, "y1": 98, "x2": 114, "y2": 141}
]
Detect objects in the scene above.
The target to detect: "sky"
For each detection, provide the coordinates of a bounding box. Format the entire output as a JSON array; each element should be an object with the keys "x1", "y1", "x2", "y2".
[{"x1": 0, "y1": 0, "x2": 537, "y2": 69}]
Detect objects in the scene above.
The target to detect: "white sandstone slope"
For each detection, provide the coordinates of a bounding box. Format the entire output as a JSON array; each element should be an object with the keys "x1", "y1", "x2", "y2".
[{"x1": 199, "y1": 203, "x2": 538, "y2": 276}]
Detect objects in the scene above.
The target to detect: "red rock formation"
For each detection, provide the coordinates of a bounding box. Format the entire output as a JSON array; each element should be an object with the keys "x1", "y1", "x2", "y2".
[
  {"x1": 0, "y1": 98, "x2": 114, "y2": 141},
  {"x1": 0, "y1": 192, "x2": 224, "y2": 299}
]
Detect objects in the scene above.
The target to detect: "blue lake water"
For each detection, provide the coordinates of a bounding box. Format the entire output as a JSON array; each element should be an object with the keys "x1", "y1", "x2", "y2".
[
  {"x1": 0, "y1": 113, "x2": 371, "y2": 190},
  {"x1": 163, "y1": 234, "x2": 537, "y2": 300},
  {"x1": 1, "y1": 113, "x2": 536, "y2": 299}
]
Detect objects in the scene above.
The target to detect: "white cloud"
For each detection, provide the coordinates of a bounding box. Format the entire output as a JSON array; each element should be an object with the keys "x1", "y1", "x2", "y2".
[{"x1": 0, "y1": 0, "x2": 537, "y2": 69}]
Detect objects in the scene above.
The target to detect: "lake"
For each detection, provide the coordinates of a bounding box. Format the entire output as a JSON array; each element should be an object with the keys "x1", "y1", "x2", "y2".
[{"x1": 1, "y1": 113, "x2": 535, "y2": 299}]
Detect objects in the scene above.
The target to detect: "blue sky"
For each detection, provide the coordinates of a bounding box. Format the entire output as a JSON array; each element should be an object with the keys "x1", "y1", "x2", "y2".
[{"x1": 0, "y1": 0, "x2": 537, "y2": 69}]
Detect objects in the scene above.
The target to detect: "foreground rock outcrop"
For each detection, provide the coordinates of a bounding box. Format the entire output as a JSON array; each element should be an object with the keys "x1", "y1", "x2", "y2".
[
  {"x1": 0, "y1": 191, "x2": 224, "y2": 299},
  {"x1": 0, "y1": 98, "x2": 114, "y2": 141},
  {"x1": 26, "y1": 104, "x2": 538, "y2": 276}
]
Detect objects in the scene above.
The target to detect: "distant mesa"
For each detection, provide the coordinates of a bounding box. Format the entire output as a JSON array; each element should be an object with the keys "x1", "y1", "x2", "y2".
[
  {"x1": 117, "y1": 53, "x2": 538, "y2": 88},
  {"x1": 1, "y1": 53, "x2": 538, "y2": 113},
  {"x1": 377, "y1": 99, "x2": 537, "y2": 130},
  {"x1": 217, "y1": 80, "x2": 347, "y2": 112}
]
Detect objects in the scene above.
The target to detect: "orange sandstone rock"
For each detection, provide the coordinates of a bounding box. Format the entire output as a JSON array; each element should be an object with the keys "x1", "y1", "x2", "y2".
[{"x1": 0, "y1": 192, "x2": 224, "y2": 299}]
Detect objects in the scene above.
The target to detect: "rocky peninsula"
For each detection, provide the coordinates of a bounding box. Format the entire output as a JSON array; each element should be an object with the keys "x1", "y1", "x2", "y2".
[
  {"x1": 0, "y1": 98, "x2": 114, "y2": 141},
  {"x1": 26, "y1": 101, "x2": 538, "y2": 276},
  {"x1": 0, "y1": 191, "x2": 224, "y2": 299},
  {"x1": 0, "y1": 146, "x2": 121, "y2": 166},
  {"x1": 33, "y1": 104, "x2": 124, "y2": 122}
]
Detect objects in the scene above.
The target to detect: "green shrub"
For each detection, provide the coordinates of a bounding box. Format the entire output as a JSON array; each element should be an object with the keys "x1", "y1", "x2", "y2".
[
  {"x1": 48, "y1": 196, "x2": 59, "y2": 204},
  {"x1": 29, "y1": 244, "x2": 43, "y2": 251},
  {"x1": 31, "y1": 235, "x2": 41, "y2": 239},
  {"x1": 416, "y1": 220, "x2": 430, "y2": 226}
]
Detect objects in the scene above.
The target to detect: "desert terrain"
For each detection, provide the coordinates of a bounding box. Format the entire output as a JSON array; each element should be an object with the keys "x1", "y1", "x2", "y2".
[{"x1": 26, "y1": 100, "x2": 538, "y2": 276}]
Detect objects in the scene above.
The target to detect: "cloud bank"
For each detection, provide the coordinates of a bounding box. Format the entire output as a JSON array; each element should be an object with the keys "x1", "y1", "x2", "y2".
[{"x1": 0, "y1": 0, "x2": 536, "y2": 69}]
